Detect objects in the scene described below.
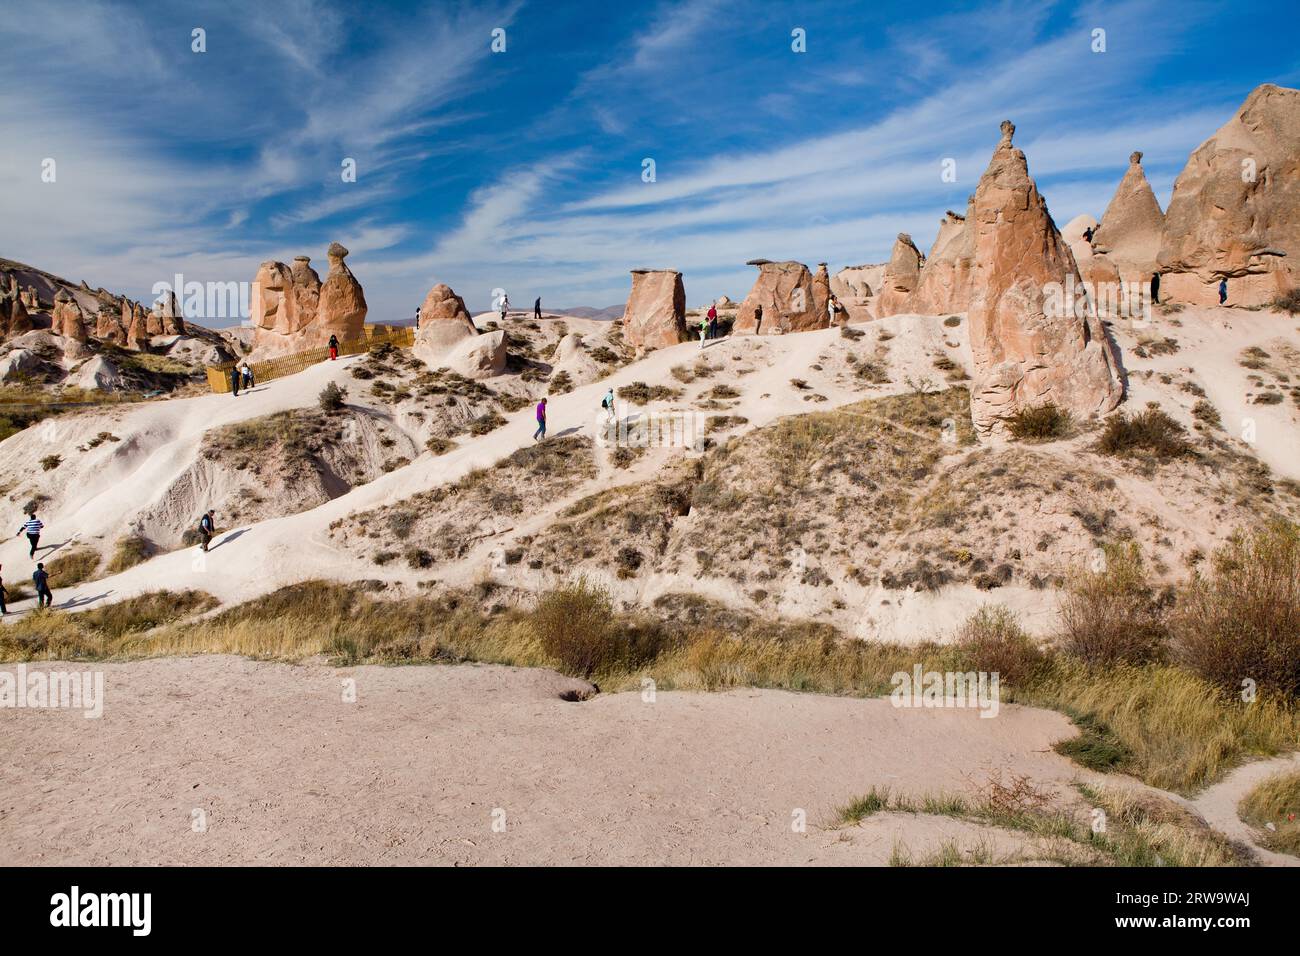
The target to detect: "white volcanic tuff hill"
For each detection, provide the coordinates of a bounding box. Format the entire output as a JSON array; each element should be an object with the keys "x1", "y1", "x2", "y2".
[{"x1": 0, "y1": 306, "x2": 1296, "y2": 642}]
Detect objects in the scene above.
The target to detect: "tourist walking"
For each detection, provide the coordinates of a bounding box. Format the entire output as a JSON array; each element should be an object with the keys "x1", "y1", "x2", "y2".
[
  {"x1": 230, "y1": 364, "x2": 241, "y2": 396},
  {"x1": 18, "y1": 513, "x2": 43, "y2": 557},
  {"x1": 33, "y1": 562, "x2": 52, "y2": 609},
  {"x1": 533, "y1": 397, "x2": 547, "y2": 441},
  {"x1": 534, "y1": 297, "x2": 542, "y2": 321},
  {"x1": 198, "y1": 510, "x2": 216, "y2": 553},
  {"x1": 754, "y1": 303, "x2": 764, "y2": 335},
  {"x1": 699, "y1": 315, "x2": 708, "y2": 349},
  {"x1": 707, "y1": 304, "x2": 718, "y2": 340},
  {"x1": 328, "y1": 333, "x2": 340, "y2": 361},
  {"x1": 1219, "y1": 279, "x2": 1228, "y2": 305},
  {"x1": 1150, "y1": 273, "x2": 1160, "y2": 305},
  {"x1": 240, "y1": 362, "x2": 254, "y2": 390},
  {"x1": 601, "y1": 388, "x2": 616, "y2": 424}
]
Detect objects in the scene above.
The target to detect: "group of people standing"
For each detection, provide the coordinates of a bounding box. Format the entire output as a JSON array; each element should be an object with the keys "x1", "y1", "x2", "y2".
[{"x1": 1, "y1": 512, "x2": 55, "y2": 614}]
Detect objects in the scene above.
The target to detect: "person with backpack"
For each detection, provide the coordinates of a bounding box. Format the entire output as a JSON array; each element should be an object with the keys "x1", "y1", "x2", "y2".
[
  {"x1": 533, "y1": 397, "x2": 547, "y2": 441},
  {"x1": 707, "y1": 303, "x2": 718, "y2": 340},
  {"x1": 33, "y1": 562, "x2": 52, "y2": 609},
  {"x1": 328, "y1": 334, "x2": 340, "y2": 361},
  {"x1": 230, "y1": 364, "x2": 241, "y2": 396},
  {"x1": 601, "y1": 388, "x2": 616, "y2": 424},
  {"x1": 198, "y1": 510, "x2": 215, "y2": 552},
  {"x1": 18, "y1": 513, "x2": 43, "y2": 557}
]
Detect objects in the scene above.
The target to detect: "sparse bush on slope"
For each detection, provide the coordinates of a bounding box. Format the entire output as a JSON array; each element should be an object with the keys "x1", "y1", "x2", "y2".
[
  {"x1": 1170, "y1": 521, "x2": 1300, "y2": 697},
  {"x1": 1057, "y1": 543, "x2": 1169, "y2": 665},
  {"x1": 1007, "y1": 403, "x2": 1072, "y2": 442}
]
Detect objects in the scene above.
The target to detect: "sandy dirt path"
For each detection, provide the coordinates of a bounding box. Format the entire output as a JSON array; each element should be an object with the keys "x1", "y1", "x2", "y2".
[
  {"x1": 0, "y1": 655, "x2": 1089, "y2": 866},
  {"x1": 1188, "y1": 752, "x2": 1300, "y2": 867}
]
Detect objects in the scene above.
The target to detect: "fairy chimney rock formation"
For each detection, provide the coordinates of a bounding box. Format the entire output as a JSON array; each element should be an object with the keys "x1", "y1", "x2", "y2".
[
  {"x1": 290, "y1": 256, "x2": 322, "y2": 328},
  {"x1": 158, "y1": 289, "x2": 185, "y2": 336},
  {"x1": 413, "y1": 281, "x2": 505, "y2": 377},
  {"x1": 126, "y1": 302, "x2": 149, "y2": 349},
  {"x1": 316, "y1": 242, "x2": 367, "y2": 345},
  {"x1": 415, "y1": 282, "x2": 478, "y2": 352},
  {"x1": 873, "y1": 234, "x2": 923, "y2": 317},
  {"x1": 907, "y1": 203, "x2": 976, "y2": 315},
  {"x1": 250, "y1": 261, "x2": 299, "y2": 344},
  {"x1": 1158, "y1": 83, "x2": 1300, "y2": 305},
  {"x1": 1091, "y1": 151, "x2": 1165, "y2": 287},
  {"x1": 52, "y1": 290, "x2": 89, "y2": 342},
  {"x1": 733, "y1": 260, "x2": 828, "y2": 334},
  {"x1": 621, "y1": 269, "x2": 688, "y2": 350},
  {"x1": 966, "y1": 120, "x2": 1122, "y2": 437}
]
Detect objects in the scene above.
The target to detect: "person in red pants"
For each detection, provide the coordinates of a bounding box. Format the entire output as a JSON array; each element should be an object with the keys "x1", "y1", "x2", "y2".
[{"x1": 328, "y1": 333, "x2": 339, "y2": 360}]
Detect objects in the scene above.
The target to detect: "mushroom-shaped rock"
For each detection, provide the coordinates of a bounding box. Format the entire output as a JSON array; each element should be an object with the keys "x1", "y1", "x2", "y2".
[{"x1": 966, "y1": 120, "x2": 1122, "y2": 437}]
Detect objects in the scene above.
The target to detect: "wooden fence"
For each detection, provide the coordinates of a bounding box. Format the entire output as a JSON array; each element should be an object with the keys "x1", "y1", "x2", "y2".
[{"x1": 206, "y1": 325, "x2": 416, "y2": 393}]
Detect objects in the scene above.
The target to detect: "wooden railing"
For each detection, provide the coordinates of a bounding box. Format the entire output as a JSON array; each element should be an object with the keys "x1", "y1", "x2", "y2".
[{"x1": 206, "y1": 325, "x2": 416, "y2": 393}]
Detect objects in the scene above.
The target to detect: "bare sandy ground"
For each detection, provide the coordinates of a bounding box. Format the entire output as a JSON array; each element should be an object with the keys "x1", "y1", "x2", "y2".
[{"x1": 1, "y1": 655, "x2": 1091, "y2": 866}]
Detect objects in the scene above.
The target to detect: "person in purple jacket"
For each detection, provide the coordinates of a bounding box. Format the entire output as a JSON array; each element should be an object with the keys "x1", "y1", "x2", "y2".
[{"x1": 533, "y1": 397, "x2": 547, "y2": 441}]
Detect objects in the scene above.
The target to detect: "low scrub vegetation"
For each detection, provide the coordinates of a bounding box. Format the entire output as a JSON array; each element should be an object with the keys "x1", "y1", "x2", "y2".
[
  {"x1": 1007, "y1": 403, "x2": 1072, "y2": 441},
  {"x1": 106, "y1": 535, "x2": 153, "y2": 574},
  {"x1": 44, "y1": 548, "x2": 101, "y2": 588},
  {"x1": 1096, "y1": 406, "x2": 1191, "y2": 459}
]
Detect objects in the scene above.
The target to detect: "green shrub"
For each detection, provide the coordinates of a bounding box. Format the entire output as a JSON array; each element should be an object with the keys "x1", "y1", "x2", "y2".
[{"x1": 318, "y1": 382, "x2": 347, "y2": 412}]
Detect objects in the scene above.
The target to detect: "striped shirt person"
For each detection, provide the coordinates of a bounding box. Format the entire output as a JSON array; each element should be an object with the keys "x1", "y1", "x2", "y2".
[{"x1": 18, "y1": 515, "x2": 43, "y2": 557}]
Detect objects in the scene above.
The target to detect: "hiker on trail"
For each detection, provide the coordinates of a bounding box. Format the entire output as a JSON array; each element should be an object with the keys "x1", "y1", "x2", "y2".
[
  {"x1": 230, "y1": 364, "x2": 241, "y2": 396},
  {"x1": 33, "y1": 562, "x2": 52, "y2": 609},
  {"x1": 1083, "y1": 225, "x2": 1094, "y2": 243},
  {"x1": 754, "y1": 303, "x2": 763, "y2": 335},
  {"x1": 601, "y1": 387, "x2": 616, "y2": 424},
  {"x1": 198, "y1": 510, "x2": 216, "y2": 553},
  {"x1": 1150, "y1": 272, "x2": 1160, "y2": 305},
  {"x1": 534, "y1": 297, "x2": 542, "y2": 321},
  {"x1": 707, "y1": 303, "x2": 719, "y2": 340},
  {"x1": 698, "y1": 315, "x2": 709, "y2": 349},
  {"x1": 328, "y1": 334, "x2": 340, "y2": 361},
  {"x1": 499, "y1": 293, "x2": 510, "y2": 323},
  {"x1": 18, "y1": 513, "x2": 43, "y2": 557},
  {"x1": 240, "y1": 362, "x2": 254, "y2": 390},
  {"x1": 533, "y1": 397, "x2": 548, "y2": 441},
  {"x1": 1219, "y1": 278, "x2": 1228, "y2": 305}
]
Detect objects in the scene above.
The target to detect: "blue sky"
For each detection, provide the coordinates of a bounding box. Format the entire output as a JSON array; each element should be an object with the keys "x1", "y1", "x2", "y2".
[{"x1": 1, "y1": 0, "x2": 1297, "y2": 323}]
